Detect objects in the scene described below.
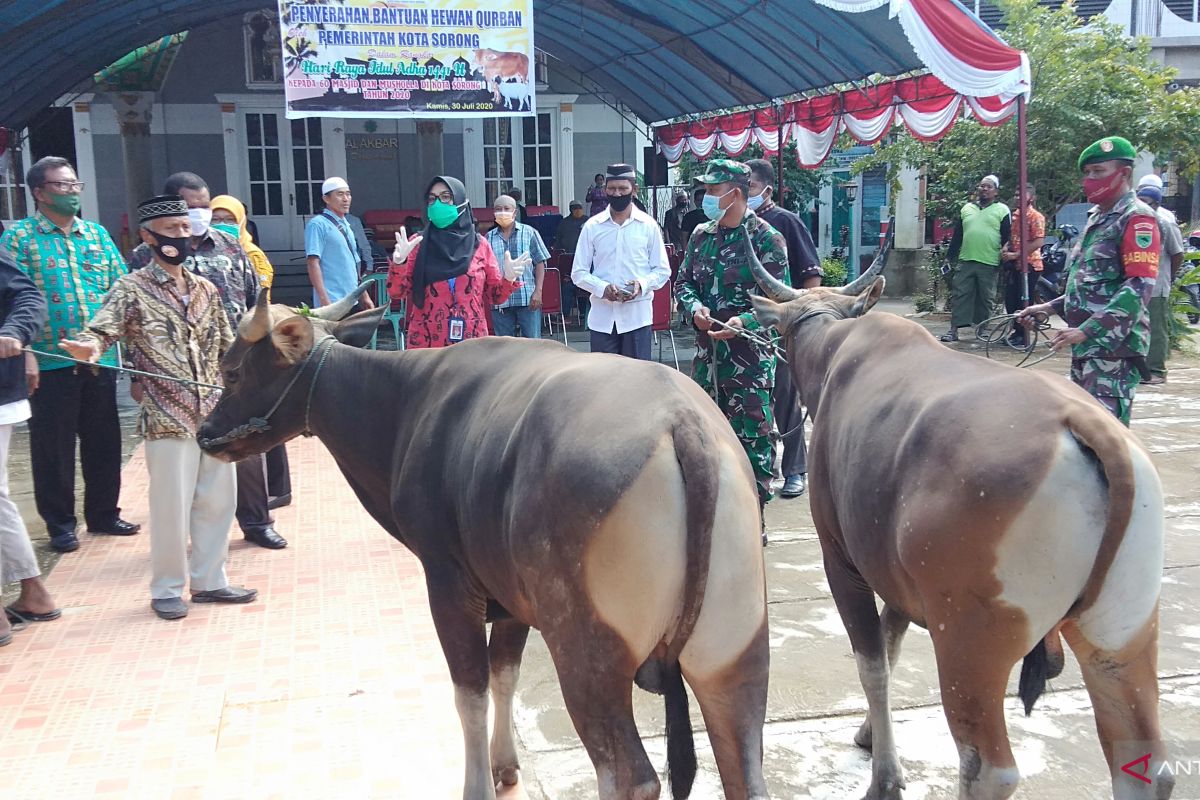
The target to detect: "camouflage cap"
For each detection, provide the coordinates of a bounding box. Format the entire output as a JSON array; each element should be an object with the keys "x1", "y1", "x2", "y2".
[
  {"x1": 696, "y1": 158, "x2": 751, "y2": 184},
  {"x1": 1077, "y1": 136, "x2": 1136, "y2": 171}
]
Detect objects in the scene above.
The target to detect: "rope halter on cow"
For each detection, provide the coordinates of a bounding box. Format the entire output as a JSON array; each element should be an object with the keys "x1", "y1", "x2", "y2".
[{"x1": 197, "y1": 334, "x2": 337, "y2": 449}]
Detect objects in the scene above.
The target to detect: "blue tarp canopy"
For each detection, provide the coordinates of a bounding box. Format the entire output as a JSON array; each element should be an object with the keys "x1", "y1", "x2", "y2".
[{"x1": 0, "y1": 0, "x2": 930, "y2": 131}]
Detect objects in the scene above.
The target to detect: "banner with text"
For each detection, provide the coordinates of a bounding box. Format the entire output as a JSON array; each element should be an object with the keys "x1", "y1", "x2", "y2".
[{"x1": 278, "y1": 0, "x2": 535, "y2": 119}]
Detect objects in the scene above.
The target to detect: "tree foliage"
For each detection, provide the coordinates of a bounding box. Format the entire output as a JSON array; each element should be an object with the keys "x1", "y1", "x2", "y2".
[
  {"x1": 857, "y1": 0, "x2": 1200, "y2": 222},
  {"x1": 675, "y1": 140, "x2": 829, "y2": 214}
]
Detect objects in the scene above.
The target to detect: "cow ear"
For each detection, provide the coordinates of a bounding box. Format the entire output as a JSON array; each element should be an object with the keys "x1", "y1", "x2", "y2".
[
  {"x1": 331, "y1": 306, "x2": 386, "y2": 348},
  {"x1": 270, "y1": 316, "x2": 316, "y2": 365},
  {"x1": 750, "y1": 294, "x2": 784, "y2": 330},
  {"x1": 849, "y1": 277, "x2": 886, "y2": 318}
]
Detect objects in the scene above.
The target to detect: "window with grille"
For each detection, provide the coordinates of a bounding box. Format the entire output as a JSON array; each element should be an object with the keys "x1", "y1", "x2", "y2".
[
  {"x1": 482, "y1": 111, "x2": 555, "y2": 208},
  {"x1": 245, "y1": 112, "x2": 284, "y2": 216},
  {"x1": 290, "y1": 117, "x2": 325, "y2": 216},
  {"x1": 0, "y1": 144, "x2": 26, "y2": 223},
  {"x1": 244, "y1": 11, "x2": 282, "y2": 88}
]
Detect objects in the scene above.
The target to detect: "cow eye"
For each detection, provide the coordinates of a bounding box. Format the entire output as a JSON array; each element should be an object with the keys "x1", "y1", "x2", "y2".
[{"x1": 223, "y1": 370, "x2": 239, "y2": 386}]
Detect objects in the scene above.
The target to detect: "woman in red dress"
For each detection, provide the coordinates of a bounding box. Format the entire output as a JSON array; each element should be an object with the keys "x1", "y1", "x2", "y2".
[{"x1": 387, "y1": 176, "x2": 526, "y2": 348}]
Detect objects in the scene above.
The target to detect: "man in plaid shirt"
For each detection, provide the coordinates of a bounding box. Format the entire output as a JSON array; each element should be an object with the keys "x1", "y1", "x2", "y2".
[{"x1": 486, "y1": 193, "x2": 549, "y2": 338}]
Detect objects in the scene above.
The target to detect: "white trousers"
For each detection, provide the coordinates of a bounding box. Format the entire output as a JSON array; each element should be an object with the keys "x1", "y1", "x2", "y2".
[
  {"x1": 143, "y1": 438, "x2": 236, "y2": 599},
  {"x1": 0, "y1": 424, "x2": 39, "y2": 585}
]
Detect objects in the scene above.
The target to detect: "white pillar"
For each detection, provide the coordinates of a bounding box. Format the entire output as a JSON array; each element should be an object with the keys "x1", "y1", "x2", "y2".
[
  {"x1": 556, "y1": 102, "x2": 575, "y2": 209},
  {"x1": 70, "y1": 95, "x2": 100, "y2": 223},
  {"x1": 219, "y1": 101, "x2": 243, "y2": 201},
  {"x1": 893, "y1": 165, "x2": 923, "y2": 250}
]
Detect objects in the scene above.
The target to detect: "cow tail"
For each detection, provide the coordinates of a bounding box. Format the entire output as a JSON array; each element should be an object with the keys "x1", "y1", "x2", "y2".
[
  {"x1": 1064, "y1": 406, "x2": 1137, "y2": 615},
  {"x1": 1017, "y1": 638, "x2": 1050, "y2": 716},
  {"x1": 657, "y1": 417, "x2": 719, "y2": 799}
]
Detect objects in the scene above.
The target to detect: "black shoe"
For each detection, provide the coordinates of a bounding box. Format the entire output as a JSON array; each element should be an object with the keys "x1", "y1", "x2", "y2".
[
  {"x1": 780, "y1": 474, "x2": 807, "y2": 498},
  {"x1": 49, "y1": 533, "x2": 79, "y2": 553},
  {"x1": 191, "y1": 586, "x2": 258, "y2": 604},
  {"x1": 87, "y1": 518, "x2": 141, "y2": 536},
  {"x1": 243, "y1": 527, "x2": 288, "y2": 549},
  {"x1": 266, "y1": 492, "x2": 292, "y2": 511},
  {"x1": 151, "y1": 597, "x2": 188, "y2": 620}
]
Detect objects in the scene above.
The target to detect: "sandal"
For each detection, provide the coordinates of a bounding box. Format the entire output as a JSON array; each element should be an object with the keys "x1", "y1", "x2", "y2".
[{"x1": 5, "y1": 606, "x2": 62, "y2": 625}]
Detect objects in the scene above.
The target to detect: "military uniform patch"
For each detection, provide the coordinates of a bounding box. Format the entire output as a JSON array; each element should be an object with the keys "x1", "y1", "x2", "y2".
[{"x1": 1121, "y1": 214, "x2": 1160, "y2": 279}]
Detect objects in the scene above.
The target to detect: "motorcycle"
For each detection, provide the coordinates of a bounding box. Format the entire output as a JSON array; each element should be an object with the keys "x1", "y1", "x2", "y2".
[
  {"x1": 1034, "y1": 223, "x2": 1078, "y2": 304},
  {"x1": 1183, "y1": 230, "x2": 1200, "y2": 324}
]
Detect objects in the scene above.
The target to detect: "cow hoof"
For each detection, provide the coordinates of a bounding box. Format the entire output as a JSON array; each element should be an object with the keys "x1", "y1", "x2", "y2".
[
  {"x1": 862, "y1": 779, "x2": 905, "y2": 800},
  {"x1": 854, "y1": 719, "x2": 872, "y2": 749},
  {"x1": 493, "y1": 765, "x2": 520, "y2": 787}
]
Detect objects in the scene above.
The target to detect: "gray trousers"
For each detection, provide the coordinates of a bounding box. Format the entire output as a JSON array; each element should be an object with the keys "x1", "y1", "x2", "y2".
[
  {"x1": 144, "y1": 438, "x2": 236, "y2": 599},
  {"x1": 0, "y1": 424, "x2": 39, "y2": 585},
  {"x1": 1147, "y1": 296, "x2": 1169, "y2": 378}
]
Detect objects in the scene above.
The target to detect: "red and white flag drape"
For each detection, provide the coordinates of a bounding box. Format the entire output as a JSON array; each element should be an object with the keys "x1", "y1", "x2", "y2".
[{"x1": 655, "y1": 0, "x2": 1030, "y2": 167}]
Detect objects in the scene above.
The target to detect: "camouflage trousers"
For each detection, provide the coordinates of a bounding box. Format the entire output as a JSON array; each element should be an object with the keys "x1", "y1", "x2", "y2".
[
  {"x1": 1070, "y1": 356, "x2": 1140, "y2": 426},
  {"x1": 693, "y1": 368, "x2": 776, "y2": 505}
]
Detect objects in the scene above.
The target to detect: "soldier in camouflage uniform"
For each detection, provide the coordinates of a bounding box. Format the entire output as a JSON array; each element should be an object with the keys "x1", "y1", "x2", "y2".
[
  {"x1": 1020, "y1": 136, "x2": 1160, "y2": 425},
  {"x1": 676, "y1": 159, "x2": 790, "y2": 510}
]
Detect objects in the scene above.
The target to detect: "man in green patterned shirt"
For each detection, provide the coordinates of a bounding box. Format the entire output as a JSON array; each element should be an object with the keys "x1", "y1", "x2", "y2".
[
  {"x1": 675, "y1": 159, "x2": 790, "y2": 539},
  {"x1": 0, "y1": 156, "x2": 138, "y2": 553}
]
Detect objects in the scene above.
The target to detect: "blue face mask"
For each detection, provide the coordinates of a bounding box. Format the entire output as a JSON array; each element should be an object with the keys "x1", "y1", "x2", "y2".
[
  {"x1": 702, "y1": 189, "x2": 733, "y2": 220},
  {"x1": 746, "y1": 189, "x2": 766, "y2": 211}
]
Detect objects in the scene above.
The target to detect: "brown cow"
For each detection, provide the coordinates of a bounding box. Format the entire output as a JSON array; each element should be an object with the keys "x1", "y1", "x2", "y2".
[
  {"x1": 745, "y1": 238, "x2": 1171, "y2": 800},
  {"x1": 198, "y1": 286, "x2": 771, "y2": 800},
  {"x1": 472, "y1": 48, "x2": 529, "y2": 103}
]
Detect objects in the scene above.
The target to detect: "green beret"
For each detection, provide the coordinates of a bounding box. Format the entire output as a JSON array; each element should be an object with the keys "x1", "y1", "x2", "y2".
[
  {"x1": 1078, "y1": 136, "x2": 1136, "y2": 171},
  {"x1": 696, "y1": 158, "x2": 751, "y2": 184}
]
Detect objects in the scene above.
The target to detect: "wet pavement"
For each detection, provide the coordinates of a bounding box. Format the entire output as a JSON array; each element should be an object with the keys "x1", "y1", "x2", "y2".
[{"x1": 2, "y1": 302, "x2": 1198, "y2": 799}]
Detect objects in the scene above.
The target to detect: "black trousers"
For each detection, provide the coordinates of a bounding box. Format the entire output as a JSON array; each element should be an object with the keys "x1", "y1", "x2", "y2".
[
  {"x1": 265, "y1": 444, "x2": 291, "y2": 498},
  {"x1": 235, "y1": 454, "x2": 274, "y2": 534},
  {"x1": 1004, "y1": 269, "x2": 1039, "y2": 343},
  {"x1": 28, "y1": 367, "x2": 123, "y2": 536},
  {"x1": 771, "y1": 360, "x2": 807, "y2": 477},
  {"x1": 590, "y1": 324, "x2": 652, "y2": 360}
]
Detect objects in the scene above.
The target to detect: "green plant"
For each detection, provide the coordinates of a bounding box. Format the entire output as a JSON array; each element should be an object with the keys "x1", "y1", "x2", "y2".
[
  {"x1": 1169, "y1": 260, "x2": 1200, "y2": 349},
  {"x1": 913, "y1": 293, "x2": 937, "y2": 314},
  {"x1": 820, "y1": 256, "x2": 847, "y2": 287}
]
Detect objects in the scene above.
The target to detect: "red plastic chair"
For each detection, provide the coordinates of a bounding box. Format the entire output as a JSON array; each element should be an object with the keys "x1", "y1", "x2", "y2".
[
  {"x1": 651, "y1": 281, "x2": 679, "y2": 369},
  {"x1": 541, "y1": 267, "x2": 568, "y2": 345}
]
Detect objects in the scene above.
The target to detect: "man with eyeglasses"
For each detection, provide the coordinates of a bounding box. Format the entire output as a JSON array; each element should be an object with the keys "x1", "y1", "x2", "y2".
[
  {"x1": 305, "y1": 177, "x2": 375, "y2": 311},
  {"x1": 0, "y1": 156, "x2": 139, "y2": 553}
]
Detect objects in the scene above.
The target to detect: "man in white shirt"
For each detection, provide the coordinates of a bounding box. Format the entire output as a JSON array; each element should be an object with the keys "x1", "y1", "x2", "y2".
[{"x1": 571, "y1": 163, "x2": 670, "y2": 359}]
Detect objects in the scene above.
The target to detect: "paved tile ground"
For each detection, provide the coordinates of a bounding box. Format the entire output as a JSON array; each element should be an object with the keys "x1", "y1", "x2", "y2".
[{"x1": 0, "y1": 438, "x2": 493, "y2": 800}]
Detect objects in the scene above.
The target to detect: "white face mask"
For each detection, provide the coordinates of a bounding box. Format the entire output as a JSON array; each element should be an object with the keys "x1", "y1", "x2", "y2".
[{"x1": 187, "y1": 207, "x2": 212, "y2": 236}]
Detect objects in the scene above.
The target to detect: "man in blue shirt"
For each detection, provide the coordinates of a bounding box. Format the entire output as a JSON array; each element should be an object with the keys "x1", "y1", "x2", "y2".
[
  {"x1": 487, "y1": 193, "x2": 549, "y2": 338},
  {"x1": 304, "y1": 177, "x2": 375, "y2": 309}
]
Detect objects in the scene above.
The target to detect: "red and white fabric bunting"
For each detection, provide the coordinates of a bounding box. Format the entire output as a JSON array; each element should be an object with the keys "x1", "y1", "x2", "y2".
[
  {"x1": 655, "y1": 74, "x2": 1016, "y2": 168},
  {"x1": 655, "y1": 0, "x2": 1029, "y2": 168}
]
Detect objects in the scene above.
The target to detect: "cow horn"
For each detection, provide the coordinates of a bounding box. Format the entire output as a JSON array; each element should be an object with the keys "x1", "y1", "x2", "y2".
[
  {"x1": 241, "y1": 288, "x2": 273, "y2": 342},
  {"x1": 838, "y1": 217, "x2": 895, "y2": 295},
  {"x1": 743, "y1": 225, "x2": 802, "y2": 303},
  {"x1": 306, "y1": 279, "x2": 375, "y2": 320}
]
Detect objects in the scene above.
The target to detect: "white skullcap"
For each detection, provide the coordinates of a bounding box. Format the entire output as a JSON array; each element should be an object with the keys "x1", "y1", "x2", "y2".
[
  {"x1": 981, "y1": 175, "x2": 1000, "y2": 188},
  {"x1": 321, "y1": 177, "x2": 350, "y2": 195},
  {"x1": 1137, "y1": 173, "x2": 1163, "y2": 190}
]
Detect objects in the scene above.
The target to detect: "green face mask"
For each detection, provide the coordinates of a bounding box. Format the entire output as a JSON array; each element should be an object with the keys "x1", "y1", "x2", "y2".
[
  {"x1": 211, "y1": 222, "x2": 240, "y2": 238},
  {"x1": 427, "y1": 199, "x2": 464, "y2": 229},
  {"x1": 45, "y1": 192, "x2": 81, "y2": 217}
]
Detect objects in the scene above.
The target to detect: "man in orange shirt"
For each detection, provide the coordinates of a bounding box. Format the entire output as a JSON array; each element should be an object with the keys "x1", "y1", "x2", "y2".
[{"x1": 1002, "y1": 187, "x2": 1046, "y2": 345}]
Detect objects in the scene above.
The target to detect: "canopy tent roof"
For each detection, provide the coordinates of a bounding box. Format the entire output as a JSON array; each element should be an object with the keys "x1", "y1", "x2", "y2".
[{"x1": 0, "y1": 0, "x2": 1026, "y2": 134}]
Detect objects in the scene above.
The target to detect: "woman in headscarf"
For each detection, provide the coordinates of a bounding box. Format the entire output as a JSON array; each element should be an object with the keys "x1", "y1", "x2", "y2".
[
  {"x1": 387, "y1": 176, "x2": 528, "y2": 348},
  {"x1": 210, "y1": 195, "x2": 273, "y2": 292}
]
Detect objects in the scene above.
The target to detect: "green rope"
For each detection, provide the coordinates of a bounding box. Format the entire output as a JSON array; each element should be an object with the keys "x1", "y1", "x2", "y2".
[{"x1": 23, "y1": 347, "x2": 223, "y2": 392}]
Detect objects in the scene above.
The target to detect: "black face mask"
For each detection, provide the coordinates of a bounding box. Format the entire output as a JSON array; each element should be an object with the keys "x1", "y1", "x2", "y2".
[
  {"x1": 607, "y1": 194, "x2": 633, "y2": 212},
  {"x1": 150, "y1": 234, "x2": 193, "y2": 266}
]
